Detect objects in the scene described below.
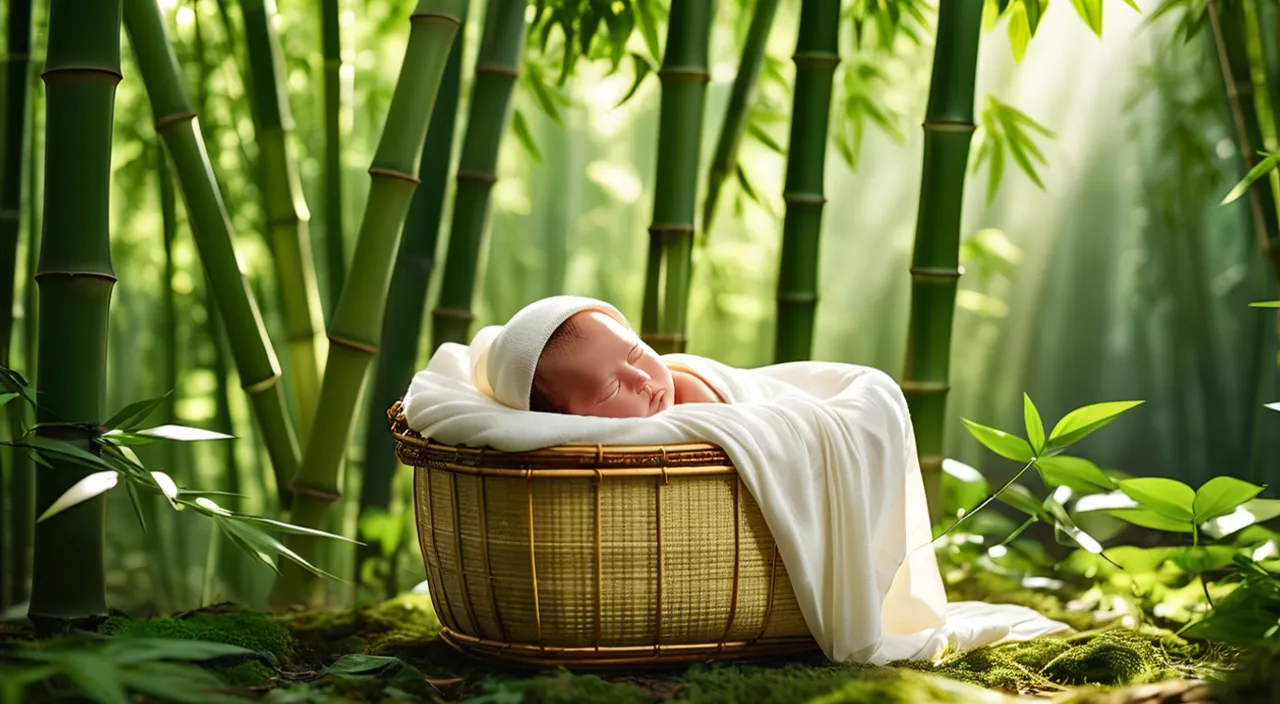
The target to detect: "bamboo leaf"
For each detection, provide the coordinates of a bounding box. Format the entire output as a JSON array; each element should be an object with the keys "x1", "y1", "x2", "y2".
[
  {"x1": 105, "y1": 638, "x2": 257, "y2": 664},
  {"x1": 0, "y1": 392, "x2": 20, "y2": 408},
  {"x1": 26, "y1": 434, "x2": 116, "y2": 472},
  {"x1": 735, "y1": 163, "x2": 760, "y2": 204},
  {"x1": 1046, "y1": 400, "x2": 1144, "y2": 450},
  {"x1": 986, "y1": 137, "x2": 1005, "y2": 203},
  {"x1": 511, "y1": 109, "x2": 544, "y2": 163},
  {"x1": 1249, "y1": 300, "x2": 1280, "y2": 307},
  {"x1": 1070, "y1": 0, "x2": 1104, "y2": 35},
  {"x1": 1007, "y1": 1, "x2": 1031, "y2": 62},
  {"x1": 222, "y1": 515, "x2": 344, "y2": 581},
  {"x1": 634, "y1": 0, "x2": 662, "y2": 62},
  {"x1": 1043, "y1": 496, "x2": 1104, "y2": 553},
  {"x1": 236, "y1": 515, "x2": 363, "y2": 543},
  {"x1": 960, "y1": 418, "x2": 1035, "y2": 462},
  {"x1": 38, "y1": 471, "x2": 119, "y2": 522},
  {"x1": 212, "y1": 516, "x2": 278, "y2": 572},
  {"x1": 1023, "y1": 393, "x2": 1045, "y2": 453},
  {"x1": 151, "y1": 471, "x2": 179, "y2": 503},
  {"x1": 104, "y1": 391, "x2": 173, "y2": 431},
  {"x1": 134, "y1": 425, "x2": 234, "y2": 442},
  {"x1": 747, "y1": 122, "x2": 785, "y2": 154},
  {"x1": 1221, "y1": 152, "x2": 1280, "y2": 205},
  {"x1": 1193, "y1": 476, "x2": 1265, "y2": 523},
  {"x1": 615, "y1": 52, "x2": 653, "y2": 107},
  {"x1": 59, "y1": 654, "x2": 130, "y2": 704},
  {"x1": 1034, "y1": 455, "x2": 1117, "y2": 493},
  {"x1": 1117, "y1": 477, "x2": 1195, "y2": 522},
  {"x1": 124, "y1": 480, "x2": 148, "y2": 533},
  {"x1": 1026, "y1": 0, "x2": 1045, "y2": 33},
  {"x1": 119, "y1": 662, "x2": 248, "y2": 704},
  {"x1": 1268, "y1": 402, "x2": 1280, "y2": 412}
]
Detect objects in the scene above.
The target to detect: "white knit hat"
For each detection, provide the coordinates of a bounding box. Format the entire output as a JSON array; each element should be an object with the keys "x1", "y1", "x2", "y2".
[{"x1": 468, "y1": 295, "x2": 630, "y2": 410}]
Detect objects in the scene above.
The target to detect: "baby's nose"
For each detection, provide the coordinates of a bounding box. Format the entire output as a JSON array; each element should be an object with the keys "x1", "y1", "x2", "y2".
[{"x1": 629, "y1": 368, "x2": 651, "y2": 388}]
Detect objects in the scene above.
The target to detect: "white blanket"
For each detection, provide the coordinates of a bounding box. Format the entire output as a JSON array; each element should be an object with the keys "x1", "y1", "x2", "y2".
[{"x1": 402, "y1": 343, "x2": 1070, "y2": 664}]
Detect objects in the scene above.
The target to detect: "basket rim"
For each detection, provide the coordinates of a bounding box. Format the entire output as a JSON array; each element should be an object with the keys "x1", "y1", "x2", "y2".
[
  {"x1": 437, "y1": 626, "x2": 820, "y2": 669},
  {"x1": 386, "y1": 398, "x2": 733, "y2": 469}
]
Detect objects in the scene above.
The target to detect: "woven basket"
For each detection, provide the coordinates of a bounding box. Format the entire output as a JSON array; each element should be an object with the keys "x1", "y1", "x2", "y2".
[{"x1": 387, "y1": 400, "x2": 819, "y2": 668}]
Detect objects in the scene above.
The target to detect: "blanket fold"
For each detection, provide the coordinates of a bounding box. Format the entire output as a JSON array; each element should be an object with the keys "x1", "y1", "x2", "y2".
[{"x1": 402, "y1": 342, "x2": 1069, "y2": 664}]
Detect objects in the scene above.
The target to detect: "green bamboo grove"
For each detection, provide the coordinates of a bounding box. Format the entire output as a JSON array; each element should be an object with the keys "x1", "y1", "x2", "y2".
[
  {"x1": 272, "y1": 0, "x2": 466, "y2": 606},
  {"x1": 358, "y1": 6, "x2": 468, "y2": 595},
  {"x1": 640, "y1": 0, "x2": 717, "y2": 355},
  {"x1": 900, "y1": 0, "x2": 985, "y2": 516},
  {"x1": 0, "y1": 0, "x2": 34, "y2": 610},
  {"x1": 124, "y1": 0, "x2": 302, "y2": 507},
  {"x1": 27, "y1": 0, "x2": 122, "y2": 629},
  {"x1": 241, "y1": 0, "x2": 327, "y2": 442},
  {"x1": 431, "y1": 0, "x2": 529, "y2": 350},
  {"x1": 773, "y1": 0, "x2": 840, "y2": 363}
]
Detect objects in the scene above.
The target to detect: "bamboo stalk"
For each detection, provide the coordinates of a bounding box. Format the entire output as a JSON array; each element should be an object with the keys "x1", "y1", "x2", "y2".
[
  {"x1": 240, "y1": 0, "x2": 326, "y2": 441},
  {"x1": 900, "y1": 0, "x2": 983, "y2": 519},
  {"x1": 773, "y1": 0, "x2": 840, "y2": 363},
  {"x1": 27, "y1": 0, "x2": 121, "y2": 630},
  {"x1": 10, "y1": 57, "x2": 40, "y2": 608},
  {"x1": 123, "y1": 0, "x2": 301, "y2": 509},
  {"x1": 321, "y1": 0, "x2": 346, "y2": 316},
  {"x1": 270, "y1": 0, "x2": 466, "y2": 606},
  {"x1": 1, "y1": 0, "x2": 33, "y2": 368},
  {"x1": 701, "y1": 0, "x2": 780, "y2": 236},
  {"x1": 431, "y1": 0, "x2": 528, "y2": 349},
  {"x1": 357, "y1": 5, "x2": 466, "y2": 593},
  {"x1": 639, "y1": 0, "x2": 716, "y2": 355}
]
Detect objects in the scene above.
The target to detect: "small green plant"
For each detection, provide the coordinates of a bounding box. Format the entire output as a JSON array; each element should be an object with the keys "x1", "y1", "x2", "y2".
[
  {"x1": 938, "y1": 393, "x2": 1143, "y2": 556},
  {"x1": 0, "y1": 636, "x2": 262, "y2": 704}
]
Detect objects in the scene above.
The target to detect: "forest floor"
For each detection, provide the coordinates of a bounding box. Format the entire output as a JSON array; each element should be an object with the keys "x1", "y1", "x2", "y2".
[{"x1": 1, "y1": 591, "x2": 1267, "y2": 704}]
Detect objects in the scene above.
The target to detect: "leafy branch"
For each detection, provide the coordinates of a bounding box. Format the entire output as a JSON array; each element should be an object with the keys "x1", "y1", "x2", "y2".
[
  {"x1": 0, "y1": 366, "x2": 357, "y2": 584},
  {"x1": 971, "y1": 95, "x2": 1055, "y2": 203}
]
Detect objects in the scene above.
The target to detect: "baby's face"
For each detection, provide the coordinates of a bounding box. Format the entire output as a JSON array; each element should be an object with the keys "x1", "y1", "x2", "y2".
[{"x1": 537, "y1": 311, "x2": 676, "y2": 418}]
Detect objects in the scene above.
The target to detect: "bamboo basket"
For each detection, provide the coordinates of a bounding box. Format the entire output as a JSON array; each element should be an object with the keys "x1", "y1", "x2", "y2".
[{"x1": 387, "y1": 400, "x2": 819, "y2": 668}]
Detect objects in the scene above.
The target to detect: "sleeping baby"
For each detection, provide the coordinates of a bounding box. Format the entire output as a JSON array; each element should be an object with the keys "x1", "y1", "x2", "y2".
[{"x1": 468, "y1": 296, "x2": 723, "y2": 418}]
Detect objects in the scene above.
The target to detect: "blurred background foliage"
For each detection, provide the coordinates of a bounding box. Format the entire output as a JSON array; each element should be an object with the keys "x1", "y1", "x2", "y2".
[{"x1": 1, "y1": 0, "x2": 1277, "y2": 615}]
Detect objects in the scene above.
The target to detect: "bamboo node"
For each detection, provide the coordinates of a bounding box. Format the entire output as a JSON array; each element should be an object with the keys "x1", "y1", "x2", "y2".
[
  {"x1": 909, "y1": 266, "x2": 962, "y2": 281},
  {"x1": 782, "y1": 191, "x2": 827, "y2": 206},
  {"x1": 32, "y1": 270, "x2": 118, "y2": 284},
  {"x1": 899, "y1": 380, "x2": 950, "y2": 395},
  {"x1": 242, "y1": 372, "x2": 282, "y2": 395},
  {"x1": 326, "y1": 332, "x2": 379, "y2": 355},
  {"x1": 648, "y1": 224, "x2": 696, "y2": 235},
  {"x1": 432, "y1": 306, "x2": 475, "y2": 322},
  {"x1": 792, "y1": 51, "x2": 841, "y2": 68},
  {"x1": 40, "y1": 65, "x2": 123, "y2": 82},
  {"x1": 640, "y1": 332, "x2": 687, "y2": 346},
  {"x1": 289, "y1": 481, "x2": 341, "y2": 502},
  {"x1": 456, "y1": 170, "x2": 499, "y2": 185},
  {"x1": 917, "y1": 455, "x2": 945, "y2": 472},
  {"x1": 411, "y1": 11, "x2": 465, "y2": 25},
  {"x1": 921, "y1": 120, "x2": 976, "y2": 133},
  {"x1": 657, "y1": 67, "x2": 711, "y2": 84},
  {"x1": 368, "y1": 166, "x2": 421, "y2": 185},
  {"x1": 474, "y1": 63, "x2": 520, "y2": 78},
  {"x1": 155, "y1": 111, "x2": 197, "y2": 132},
  {"x1": 777, "y1": 290, "x2": 819, "y2": 304}
]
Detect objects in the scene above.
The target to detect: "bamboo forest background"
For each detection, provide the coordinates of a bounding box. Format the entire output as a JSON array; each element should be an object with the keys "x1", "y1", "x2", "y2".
[{"x1": 1, "y1": 0, "x2": 1278, "y2": 614}]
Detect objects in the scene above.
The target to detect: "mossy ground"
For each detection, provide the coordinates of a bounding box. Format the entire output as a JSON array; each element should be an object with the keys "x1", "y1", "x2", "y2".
[{"x1": 0, "y1": 593, "x2": 1237, "y2": 703}]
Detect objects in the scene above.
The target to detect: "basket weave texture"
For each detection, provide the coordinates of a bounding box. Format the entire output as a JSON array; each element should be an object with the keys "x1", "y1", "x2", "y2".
[{"x1": 387, "y1": 400, "x2": 818, "y2": 667}]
